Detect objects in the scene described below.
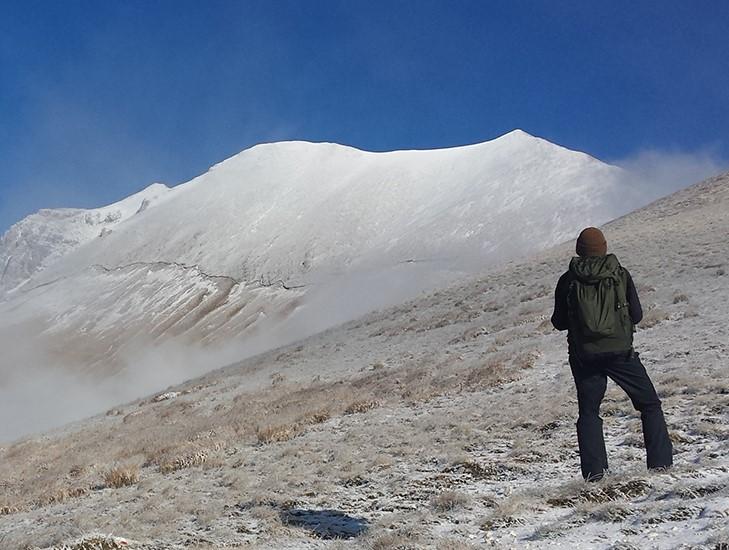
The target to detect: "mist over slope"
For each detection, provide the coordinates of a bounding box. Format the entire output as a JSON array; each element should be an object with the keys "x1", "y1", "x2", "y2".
[
  {"x1": 0, "y1": 130, "x2": 654, "y2": 440},
  {"x1": 0, "y1": 171, "x2": 726, "y2": 549}
]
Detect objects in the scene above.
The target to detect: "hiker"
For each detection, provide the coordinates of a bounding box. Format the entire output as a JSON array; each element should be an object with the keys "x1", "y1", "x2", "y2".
[{"x1": 551, "y1": 227, "x2": 673, "y2": 481}]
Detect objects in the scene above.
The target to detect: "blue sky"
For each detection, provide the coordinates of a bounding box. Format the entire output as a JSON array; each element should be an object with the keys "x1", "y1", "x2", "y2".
[{"x1": 1, "y1": 0, "x2": 728, "y2": 232}]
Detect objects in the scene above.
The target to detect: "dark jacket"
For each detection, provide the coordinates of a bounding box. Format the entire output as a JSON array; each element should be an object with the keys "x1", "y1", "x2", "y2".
[{"x1": 552, "y1": 258, "x2": 643, "y2": 353}]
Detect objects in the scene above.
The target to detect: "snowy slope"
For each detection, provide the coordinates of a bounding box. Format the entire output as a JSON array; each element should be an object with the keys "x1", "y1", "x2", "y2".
[
  {"x1": 0, "y1": 172, "x2": 726, "y2": 549},
  {"x1": 0, "y1": 130, "x2": 644, "y2": 438}
]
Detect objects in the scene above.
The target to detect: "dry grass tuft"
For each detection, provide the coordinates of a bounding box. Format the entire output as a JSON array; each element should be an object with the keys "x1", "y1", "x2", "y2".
[
  {"x1": 435, "y1": 538, "x2": 480, "y2": 550},
  {"x1": 464, "y1": 359, "x2": 511, "y2": 389},
  {"x1": 158, "y1": 450, "x2": 208, "y2": 473},
  {"x1": 580, "y1": 501, "x2": 633, "y2": 522},
  {"x1": 369, "y1": 532, "x2": 423, "y2": 550},
  {"x1": 256, "y1": 423, "x2": 300, "y2": 444},
  {"x1": 515, "y1": 351, "x2": 539, "y2": 370},
  {"x1": 38, "y1": 485, "x2": 89, "y2": 506},
  {"x1": 640, "y1": 308, "x2": 670, "y2": 328},
  {"x1": 103, "y1": 464, "x2": 140, "y2": 488},
  {"x1": 431, "y1": 490, "x2": 469, "y2": 511},
  {"x1": 344, "y1": 399, "x2": 381, "y2": 415},
  {"x1": 298, "y1": 408, "x2": 331, "y2": 425},
  {"x1": 482, "y1": 513, "x2": 527, "y2": 531},
  {"x1": 446, "y1": 459, "x2": 517, "y2": 481},
  {"x1": 65, "y1": 535, "x2": 131, "y2": 550},
  {"x1": 547, "y1": 478, "x2": 651, "y2": 507},
  {"x1": 673, "y1": 483, "x2": 726, "y2": 499},
  {"x1": 255, "y1": 406, "x2": 330, "y2": 445},
  {"x1": 0, "y1": 505, "x2": 24, "y2": 515}
]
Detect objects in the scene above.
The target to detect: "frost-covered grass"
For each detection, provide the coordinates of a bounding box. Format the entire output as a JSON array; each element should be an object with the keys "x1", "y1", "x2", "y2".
[{"x1": 0, "y1": 173, "x2": 728, "y2": 548}]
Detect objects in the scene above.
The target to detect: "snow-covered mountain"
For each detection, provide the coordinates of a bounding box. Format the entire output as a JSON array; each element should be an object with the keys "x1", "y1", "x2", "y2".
[
  {"x1": 1, "y1": 131, "x2": 630, "y2": 296},
  {"x1": 0, "y1": 130, "x2": 643, "y2": 438}
]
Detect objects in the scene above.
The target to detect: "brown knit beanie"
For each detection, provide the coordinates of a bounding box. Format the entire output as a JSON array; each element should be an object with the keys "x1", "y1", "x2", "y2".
[{"x1": 576, "y1": 227, "x2": 607, "y2": 257}]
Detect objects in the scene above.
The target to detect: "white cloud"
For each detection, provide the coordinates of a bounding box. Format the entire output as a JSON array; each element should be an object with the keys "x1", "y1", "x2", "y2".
[{"x1": 613, "y1": 147, "x2": 729, "y2": 204}]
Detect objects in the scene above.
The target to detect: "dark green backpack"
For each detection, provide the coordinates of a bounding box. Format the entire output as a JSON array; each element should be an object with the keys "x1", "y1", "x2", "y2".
[{"x1": 567, "y1": 254, "x2": 633, "y2": 355}]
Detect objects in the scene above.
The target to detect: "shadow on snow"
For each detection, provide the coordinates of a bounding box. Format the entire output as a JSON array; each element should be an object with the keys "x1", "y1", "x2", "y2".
[{"x1": 280, "y1": 508, "x2": 369, "y2": 539}]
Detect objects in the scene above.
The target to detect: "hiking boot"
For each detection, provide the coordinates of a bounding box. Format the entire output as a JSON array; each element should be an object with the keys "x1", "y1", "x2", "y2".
[{"x1": 585, "y1": 471, "x2": 606, "y2": 482}]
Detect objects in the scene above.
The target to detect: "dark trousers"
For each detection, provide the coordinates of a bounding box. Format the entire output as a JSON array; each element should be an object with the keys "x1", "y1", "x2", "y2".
[{"x1": 569, "y1": 350, "x2": 673, "y2": 480}]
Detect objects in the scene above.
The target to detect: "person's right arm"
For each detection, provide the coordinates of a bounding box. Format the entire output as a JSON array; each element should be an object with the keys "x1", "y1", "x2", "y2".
[
  {"x1": 551, "y1": 272, "x2": 571, "y2": 331},
  {"x1": 625, "y1": 270, "x2": 643, "y2": 324}
]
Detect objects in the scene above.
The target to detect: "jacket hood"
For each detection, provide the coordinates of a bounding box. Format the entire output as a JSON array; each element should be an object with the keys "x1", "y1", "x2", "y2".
[{"x1": 569, "y1": 253, "x2": 621, "y2": 283}]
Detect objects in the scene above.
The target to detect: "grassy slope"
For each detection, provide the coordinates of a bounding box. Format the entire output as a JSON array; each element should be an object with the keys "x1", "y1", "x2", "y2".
[{"x1": 0, "y1": 173, "x2": 728, "y2": 549}]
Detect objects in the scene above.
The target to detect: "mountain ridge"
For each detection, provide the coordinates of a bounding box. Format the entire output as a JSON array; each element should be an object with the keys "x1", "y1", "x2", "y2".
[{"x1": 0, "y1": 130, "x2": 628, "y2": 297}]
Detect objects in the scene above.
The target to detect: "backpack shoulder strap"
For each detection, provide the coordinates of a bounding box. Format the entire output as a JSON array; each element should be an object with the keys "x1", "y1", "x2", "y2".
[{"x1": 614, "y1": 266, "x2": 630, "y2": 310}]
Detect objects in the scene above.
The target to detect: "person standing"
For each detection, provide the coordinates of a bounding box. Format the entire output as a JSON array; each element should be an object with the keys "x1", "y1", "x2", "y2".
[{"x1": 551, "y1": 227, "x2": 673, "y2": 481}]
